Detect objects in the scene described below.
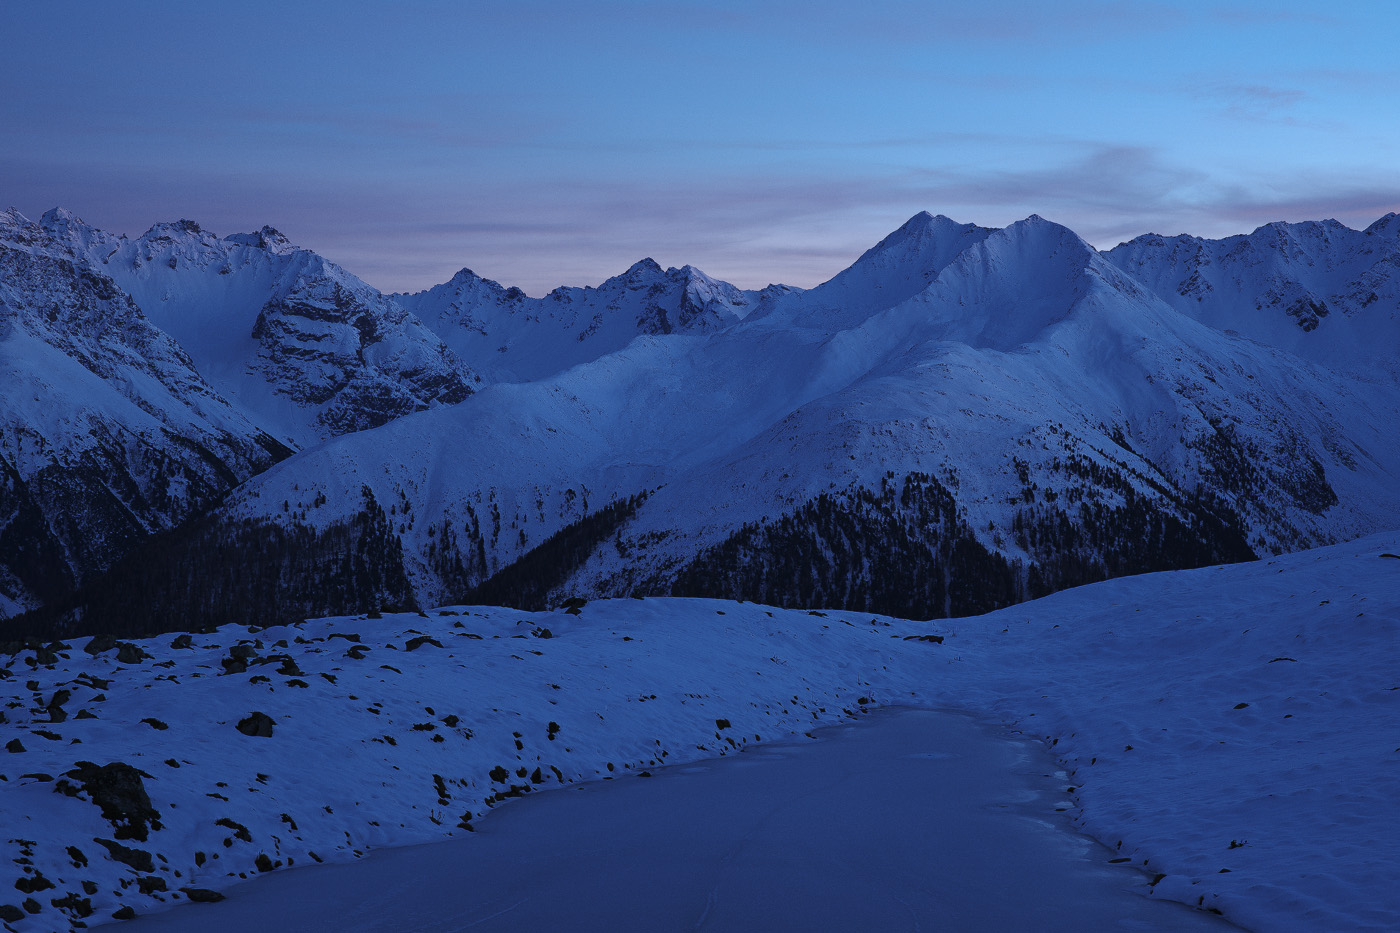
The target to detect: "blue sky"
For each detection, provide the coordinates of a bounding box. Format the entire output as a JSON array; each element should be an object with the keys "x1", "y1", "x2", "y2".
[{"x1": 5, "y1": 1, "x2": 1399, "y2": 294}]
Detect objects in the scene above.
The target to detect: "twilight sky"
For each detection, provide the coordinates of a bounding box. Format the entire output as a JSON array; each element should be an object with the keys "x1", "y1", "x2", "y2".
[{"x1": 5, "y1": 1, "x2": 1399, "y2": 295}]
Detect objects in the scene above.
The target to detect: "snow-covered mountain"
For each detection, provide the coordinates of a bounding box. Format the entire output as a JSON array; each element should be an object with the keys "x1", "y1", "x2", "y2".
[
  {"x1": 37, "y1": 209, "x2": 480, "y2": 446},
  {"x1": 1105, "y1": 213, "x2": 1400, "y2": 374},
  {"x1": 41, "y1": 210, "x2": 1400, "y2": 633},
  {"x1": 768, "y1": 210, "x2": 994, "y2": 328},
  {"x1": 0, "y1": 211, "x2": 290, "y2": 617},
  {"x1": 6, "y1": 205, "x2": 1399, "y2": 931},
  {"x1": 392, "y1": 259, "x2": 796, "y2": 383}
]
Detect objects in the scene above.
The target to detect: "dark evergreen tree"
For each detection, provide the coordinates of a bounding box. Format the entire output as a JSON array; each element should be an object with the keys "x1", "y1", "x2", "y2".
[
  {"x1": 464, "y1": 492, "x2": 649, "y2": 610},
  {"x1": 6, "y1": 486, "x2": 412, "y2": 641},
  {"x1": 664, "y1": 473, "x2": 1021, "y2": 620}
]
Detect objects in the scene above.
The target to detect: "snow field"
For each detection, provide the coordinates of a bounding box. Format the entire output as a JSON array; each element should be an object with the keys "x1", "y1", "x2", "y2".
[
  {"x1": 942, "y1": 535, "x2": 1400, "y2": 932},
  {"x1": 2, "y1": 532, "x2": 1398, "y2": 931}
]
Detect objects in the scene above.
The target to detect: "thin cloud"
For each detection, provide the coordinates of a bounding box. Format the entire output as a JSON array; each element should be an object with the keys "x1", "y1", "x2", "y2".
[
  {"x1": 1187, "y1": 81, "x2": 1308, "y2": 124},
  {"x1": 8, "y1": 144, "x2": 1400, "y2": 297},
  {"x1": 325, "y1": 150, "x2": 1400, "y2": 294},
  {"x1": 1194, "y1": 187, "x2": 1400, "y2": 229}
]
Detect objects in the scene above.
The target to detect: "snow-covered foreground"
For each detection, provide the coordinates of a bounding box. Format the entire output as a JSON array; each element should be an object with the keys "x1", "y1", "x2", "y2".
[
  {"x1": 2, "y1": 532, "x2": 1397, "y2": 931},
  {"x1": 122, "y1": 709, "x2": 1233, "y2": 932}
]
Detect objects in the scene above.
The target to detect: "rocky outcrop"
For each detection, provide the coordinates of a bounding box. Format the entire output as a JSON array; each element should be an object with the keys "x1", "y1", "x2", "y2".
[
  {"x1": 35, "y1": 209, "x2": 481, "y2": 445},
  {"x1": 0, "y1": 214, "x2": 291, "y2": 616}
]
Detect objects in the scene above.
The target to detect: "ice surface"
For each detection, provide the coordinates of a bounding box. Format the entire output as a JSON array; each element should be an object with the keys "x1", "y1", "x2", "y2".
[{"x1": 121, "y1": 710, "x2": 1233, "y2": 932}]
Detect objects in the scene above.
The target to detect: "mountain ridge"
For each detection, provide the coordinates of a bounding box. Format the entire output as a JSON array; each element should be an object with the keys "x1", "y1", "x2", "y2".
[
  {"x1": 0, "y1": 214, "x2": 292, "y2": 615},
  {"x1": 21, "y1": 208, "x2": 481, "y2": 446},
  {"x1": 392, "y1": 252, "x2": 793, "y2": 384},
  {"x1": 6, "y1": 206, "x2": 1400, "y2": 633}
]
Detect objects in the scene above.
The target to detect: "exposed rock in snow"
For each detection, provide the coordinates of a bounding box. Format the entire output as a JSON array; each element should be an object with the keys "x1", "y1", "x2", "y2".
[
  {"x1": 1106, "y1": 213, "x2": 1400, "y2": 374},
  {"x1": 0, "y1": 211, "x2": 289, "y2": 615},
  {"x1": 393, "y1": 256, "x2": 784, "y2": 383},
  {"x1": 34, "y1": 210, "x2": 480, "y2": 446}
]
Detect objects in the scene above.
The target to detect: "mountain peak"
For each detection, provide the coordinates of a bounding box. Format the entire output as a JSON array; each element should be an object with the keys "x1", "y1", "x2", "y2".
[
  {"x1": 792, "y1": 212, "x2": 995, "y2": 321},
  {"x1": 0, "y1": 208, "x2": 48, "y2": 249},
  {"x1": 0, "y1": 206, "x2": 32, "y2": 230},
  {"x1": 1364, "y1": 212, "x2": 1400, "y2": 237},
  {"x1": 853, "y1": 212, "x2": 988, "y2": 265},
  {"x1": 40, "y1": 207, "x2": 86, "y2": 227},
  {"x1": 612, "y1": 257, "x2": 665, "y2": 289},
  {"x1": 997, "y1": 214, "x2": 1094, "y2": 253},
  {"x1": 224, "y1": 225, "x2": 299, "y2": 254},
  {"x1": 903, "y1": 212, "x2": 1147, "y2": 353},
  {"x1": 872, "y1": 211, "x2": 969, "y2": 250},
  {"x1": 1248, "y1": 219, "x2": 1326, "y2": 240},
  {"x1": 897, "y1": 210, "x2": 935, "y2": 229},
  {"x1": 30, "y1": 207, "x2": 118, "y2": 255},
  {"x1": 626, "y1": 257, "x2": 663, "y2": 275},
  {"x1": 428, "y1": 267, "x2": 512, "y2": 298},
  {"x1": 1005, "y1": 213, "x2": 1070, "y2": 232},
  {"x1": 38, "y1": 207, "x2": 105, "y2": 242},
  {"x1": 669, "y1": 263, "x2": 720, "y2": 287},
  {"x1": 140, "y1": 219, "x2": 210, "y2": 243}
]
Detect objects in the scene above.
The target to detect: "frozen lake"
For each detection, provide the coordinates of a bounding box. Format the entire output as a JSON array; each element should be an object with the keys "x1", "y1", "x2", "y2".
[{"x1": 127, "y1": 708, "x2": 1235, "y2": 931}]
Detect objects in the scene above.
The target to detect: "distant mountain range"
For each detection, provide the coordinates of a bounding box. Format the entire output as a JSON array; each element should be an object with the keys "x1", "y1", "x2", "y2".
[{"x1": 4, "y1": 206, "x2": 1399, "y2": 635}]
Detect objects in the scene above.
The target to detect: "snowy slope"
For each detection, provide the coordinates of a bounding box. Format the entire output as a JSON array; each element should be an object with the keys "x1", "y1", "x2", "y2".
[
  {"x1": 36, "y1": 210, "x2": 479, "y2": 446},
  {"x1": 2, "y1": 533, "x2": 1396, "y2": 931},
  {"x1": 392, "y1": 259, "x2": 796, "y2": 383},
  {"x1": 178, "y1": 213, "x2": 1400, "y2": 619},
  {"x1": 1105, "y1": 214, "x2": 1400, "y2": 374},
  {"x1": 0, "y1": 211, "x2": 289, "y2": 617}
]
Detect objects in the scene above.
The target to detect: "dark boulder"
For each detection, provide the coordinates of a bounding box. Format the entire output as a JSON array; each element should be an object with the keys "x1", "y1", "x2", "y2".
[
  {"x1": 180, "y1": 887, "x2": 225, "y2": 903},
  {"x1": 49, "y1": 892, "x2": 93, "y2": 917},
  {"x1": 136, "y1": 876, "x2": 167, "y2": 894},
  {"x1": 236, "y1": 712, "x2": 275, "y2": 737},
  {"x1": 13, "y1": 873, "x2": 54, "y2": 894},
  {"x1": 93, "y1": 838, "x2": 154, "y2": 873},
  {"x1": 115, "y1": 642, "x2": 150, "y2": 664},
  {"x1": 58, "y1": 761, "x2": 161, "y2": 841},
  {"x1": 46, "y1": 689, "x2": 71, "y2": 723}
]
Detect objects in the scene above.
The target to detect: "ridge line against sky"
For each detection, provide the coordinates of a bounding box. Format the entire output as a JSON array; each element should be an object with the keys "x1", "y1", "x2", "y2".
[{"x1": 5, "y1": 0, "x2": 1400, "y2": 297}]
